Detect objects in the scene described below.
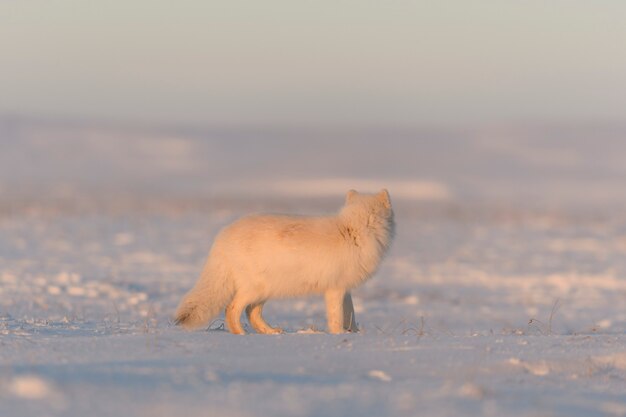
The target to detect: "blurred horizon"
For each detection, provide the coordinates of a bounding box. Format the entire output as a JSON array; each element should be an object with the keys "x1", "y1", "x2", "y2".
[{"x1": 2, "y1": 115, "x2": 626, "y2": 212}]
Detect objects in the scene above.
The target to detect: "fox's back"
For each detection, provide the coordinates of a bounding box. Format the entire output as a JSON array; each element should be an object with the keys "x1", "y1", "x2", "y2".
[
  {"x1": 209, "y1": 214, "x2": 357, "y2": 294},
  {"x1": 216, "y1": 214, "x2": 345, "y2": 255}
]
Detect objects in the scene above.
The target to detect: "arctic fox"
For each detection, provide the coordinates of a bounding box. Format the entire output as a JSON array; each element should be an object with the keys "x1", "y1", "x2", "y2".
[{"x1": 174, "y1": 189, "x2": 394, "y2": 335}]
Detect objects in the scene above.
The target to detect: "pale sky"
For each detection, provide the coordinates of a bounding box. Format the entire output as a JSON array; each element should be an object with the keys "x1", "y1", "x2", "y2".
[{"x1": 1, "y1": 1, "x2": 625, "y2": 128}]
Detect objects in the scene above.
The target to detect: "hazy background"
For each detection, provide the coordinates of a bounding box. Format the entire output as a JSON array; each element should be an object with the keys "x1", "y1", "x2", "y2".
[
  {"x1": 1, "y1": 2, "x2": 626, "y2": 209},
  {"x1": 2, "y1": 1, "x2": 626, "y2": 128}
]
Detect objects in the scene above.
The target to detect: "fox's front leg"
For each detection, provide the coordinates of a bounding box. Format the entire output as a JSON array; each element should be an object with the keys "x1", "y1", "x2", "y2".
[
  {"x1": 325, "y1": 288, "x2": 347, "y2": 334},
  {"x1": 342, "y1": 292, "x2": 358, "y2": 332}
]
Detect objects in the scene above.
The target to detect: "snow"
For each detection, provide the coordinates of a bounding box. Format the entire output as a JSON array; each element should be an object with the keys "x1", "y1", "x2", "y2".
[
  {"x1": 8, "y1": 375, "x2": 55, "y2": 400},
  {"x1": 1, "y1": 119, "x2": 626, "y2": 416}
]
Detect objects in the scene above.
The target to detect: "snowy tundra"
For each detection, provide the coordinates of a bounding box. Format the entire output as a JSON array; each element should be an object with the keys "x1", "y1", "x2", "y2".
[{"x1": 2, "y1": 123, "x2": 626, "y2": 417}]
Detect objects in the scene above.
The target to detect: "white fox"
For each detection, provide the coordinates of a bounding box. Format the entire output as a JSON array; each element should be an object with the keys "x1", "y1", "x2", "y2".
[{"x1": 174, "y1": 189, "x2": 394, "y2": 335}]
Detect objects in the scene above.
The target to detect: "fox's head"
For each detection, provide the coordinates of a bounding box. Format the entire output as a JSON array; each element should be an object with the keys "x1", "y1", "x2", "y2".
[{"x1": 342, "y1": 189, "x2": 395, "y2": 242}]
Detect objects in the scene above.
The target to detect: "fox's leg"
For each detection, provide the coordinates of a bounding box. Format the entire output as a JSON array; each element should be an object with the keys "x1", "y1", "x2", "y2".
[
  {"x1": 342, "y1": 292, "x2": 358, "y2": 332},
  {"x1": 245, "y1": 302, "x2": 282, "y2": 335},
  {"x1": 225, "y1": 292, "x2": 248, "y2": 335},
  {"x1": 325, "y1": 288, "x2": 347, "y2": 334}
]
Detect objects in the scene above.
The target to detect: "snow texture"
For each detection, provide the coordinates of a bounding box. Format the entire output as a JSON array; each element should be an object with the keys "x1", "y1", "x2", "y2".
[{"x1": 1, "y1": 119, "x2": 626, "y2": 416}]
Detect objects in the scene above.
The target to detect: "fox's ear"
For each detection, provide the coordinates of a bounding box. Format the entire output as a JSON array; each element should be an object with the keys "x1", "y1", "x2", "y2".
[
  {"x1": 346, "y1": 189, "x2": 358, "y2": 203},
  {"x1": 378, "y1": 189, "x2": 391, "y2": 208}
]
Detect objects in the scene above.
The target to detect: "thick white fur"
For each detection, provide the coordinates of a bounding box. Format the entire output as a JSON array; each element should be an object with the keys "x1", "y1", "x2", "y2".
[{"x1": 174, "y1": 189, "x2": 394, "y2": 335}]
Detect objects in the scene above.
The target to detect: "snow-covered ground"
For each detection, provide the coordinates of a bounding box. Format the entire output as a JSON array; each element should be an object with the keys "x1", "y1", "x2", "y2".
[{"x1": 2, "y1": 119, "x2": 626, "y2": 416}]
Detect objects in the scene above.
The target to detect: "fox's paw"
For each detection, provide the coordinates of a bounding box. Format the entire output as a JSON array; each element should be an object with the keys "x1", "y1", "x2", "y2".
[
  {"x1": 258, "y1": 326, "x2": 283, "y2": 335},
  {"x1": 328, "y1": 327, "x2": 347, "y2": 335}
]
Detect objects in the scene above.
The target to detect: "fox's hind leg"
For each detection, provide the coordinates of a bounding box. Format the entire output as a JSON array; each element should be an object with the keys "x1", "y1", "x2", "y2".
[
  {"x1": 225, "y1": 292, "x2": 248, "y2": 335},
  {"x1": 246, "y1": 302, "x2": 282, "y2": 334}
]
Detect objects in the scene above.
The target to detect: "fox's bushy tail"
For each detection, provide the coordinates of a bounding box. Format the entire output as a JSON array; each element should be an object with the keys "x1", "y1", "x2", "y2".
[{"x1": 174, "y1": 262, "x2": 233, "y2": 330}]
